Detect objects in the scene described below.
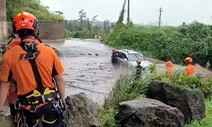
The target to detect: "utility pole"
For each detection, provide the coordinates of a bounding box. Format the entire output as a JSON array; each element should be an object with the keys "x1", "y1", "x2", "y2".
[
  {"x1": 104, "y1": 20, "x2": 109, "y2": 33},
  {"x1": 158, "y1": 7, "x2": 163, "y2": 28},
  {"x1": 127, "y1": 0, "x2": 130, "y2": 24}
]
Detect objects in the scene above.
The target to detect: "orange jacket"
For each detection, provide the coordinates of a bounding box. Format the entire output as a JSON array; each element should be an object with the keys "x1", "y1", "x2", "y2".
[
  {"x1": 1, "y1": 43, "x2": 64, "y2": 95},
  {"x1": 185, "y1": 64, "x2": 196, "y2": 76},
  {"x1": 6, "y1": 38, "x2": 42, "y2": 104},
  {"x1": 166, "y1": 67, "x2": 175, "y2": 75},
  {"x1": 165, "y1": 61, "x2": 175, "y2": 75}
]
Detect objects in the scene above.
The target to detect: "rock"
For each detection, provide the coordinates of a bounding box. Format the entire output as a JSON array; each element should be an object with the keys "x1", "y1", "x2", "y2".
[
  {"x1": 65, "y1": 93, "x2": 102, "y2": 127},
  {"x1": 79, "y1": 53, "x2": 85, "y2": 55},
  {"x1": 0, "y1": 115, "x2": 13, "y2": 127},
  {"x1": 146, "y1": 81, "x2": 205, "y2": 123},
  {"x1": 115, "y1": 98, "x2": 185, "y2": 127}
]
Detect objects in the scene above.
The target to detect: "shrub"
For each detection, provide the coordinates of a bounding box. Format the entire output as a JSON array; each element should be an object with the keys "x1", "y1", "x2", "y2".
[
  {"x1": 104, "y1": 72, "x2": 149, "y2": 108},
  {"x1": 177, "y1": 76, "x2": 212, "y2": 98}
]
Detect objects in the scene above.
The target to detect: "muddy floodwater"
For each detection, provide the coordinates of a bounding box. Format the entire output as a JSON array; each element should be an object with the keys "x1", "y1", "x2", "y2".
[
  {"x1": 48, "y1": 39, "x2": 121, "y2": 105},
  {"x1": 47, "y1": 39, "x2": 212, "y2": 105}
]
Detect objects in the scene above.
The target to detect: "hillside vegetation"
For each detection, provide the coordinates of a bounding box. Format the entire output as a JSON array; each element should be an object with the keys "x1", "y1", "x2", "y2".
[
  {"x1": 102, "y1": 0, "x2": 212, "y2": 69},
  {"x1": 6, "y1": 0, "x2": 64, "y2": 21},
  {"x1": 102, "y1": 23, "x2": 212, "y2": 69}
]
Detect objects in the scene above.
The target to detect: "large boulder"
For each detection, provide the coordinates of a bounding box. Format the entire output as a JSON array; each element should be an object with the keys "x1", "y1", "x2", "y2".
[
  {"x1": 65, "y1": 93, "x2": 102, "y2": 127},
  {"x1": 146, "y1": 81, "x2": 205, "y2": 123},
  {"x1": 115, "y1": 98, "x2": 185, "y2": 127}
]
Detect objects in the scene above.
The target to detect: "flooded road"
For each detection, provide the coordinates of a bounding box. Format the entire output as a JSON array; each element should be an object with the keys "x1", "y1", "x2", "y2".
[
  {"x1": 47, "y1": 39, "x2": 212, "y2": 105},
  {"x1": 48, "y1": 39, "x2": 120, "y2": 104}
]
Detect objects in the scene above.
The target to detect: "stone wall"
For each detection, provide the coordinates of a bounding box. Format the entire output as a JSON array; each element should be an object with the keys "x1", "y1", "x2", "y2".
[
  {"x1": 39, "y1": 21, "x2": 65, "y2": 39},
  {"x1": 7, "y1": 21, "x2": 65, "y2": 40},
  {"x1": 0, "y1": 0, "x2": 8, "y2": 41}
]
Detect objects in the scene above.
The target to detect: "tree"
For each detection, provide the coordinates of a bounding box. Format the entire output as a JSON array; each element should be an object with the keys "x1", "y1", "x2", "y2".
[
  {"x1": 104, "y1": 20, "x2": 109, "y2": 33},
  {"x1": 78, "y1": 9, "x2": 87, "y2": 30},
  {"x1": 55, "y1": 11, "x2": 63, "y2": 15},
  {"x1": 117, "y1": 0, "x2": 127, "y2": 24},
  {"x1": 78, "y1": 9, "x2": 87, "y2": 23},
  {"x1": 91, "y1": 15, "x2": 98, "y2": 24}
]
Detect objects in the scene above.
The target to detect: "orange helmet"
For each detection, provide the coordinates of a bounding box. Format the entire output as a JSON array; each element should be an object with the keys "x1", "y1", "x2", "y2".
[
  {"x1": 184, "y1": 57, "x2": 193, "y2": 63},
  {"x1": 13, "y1": 11, "x2": 39, "y2": 33},
  {"x1": 137, "y1": 60, "x2": 141, "y2": 64},
  {"x1": 112, "y1": 48, "x2": 116, "y2": 53},
  {"x1": 165, "y1": 61, "x2": 173, "y2": 68}
]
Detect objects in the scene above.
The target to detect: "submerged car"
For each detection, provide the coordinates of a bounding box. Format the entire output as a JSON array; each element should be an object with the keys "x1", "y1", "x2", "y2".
[{"x1": 111, "y1": 49, "x2": 152, "y2": 69}]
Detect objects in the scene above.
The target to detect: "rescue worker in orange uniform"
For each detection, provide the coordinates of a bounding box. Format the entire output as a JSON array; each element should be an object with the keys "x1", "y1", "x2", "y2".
[
  {"x1": 184, "y1": 57, "x2": 196, "y2": 76},
  {"x1": 6, "y1": 17, "x2": 58, "y2": 121},
  {"x1": 6, "y1": 27, "x2": 59, "y2": 120},
  {"x1": 165, "y1": 60, "x2": 177, "y2": 81},
  {"x1": 6, "y1": 18, "x2": 42, "y2": 120},
  {"x1": 0, "y1": 11, "x2": 67, "y2": 127},
  {"x1": 165, "y1": 60, "x2": 175, "y2": 76}
]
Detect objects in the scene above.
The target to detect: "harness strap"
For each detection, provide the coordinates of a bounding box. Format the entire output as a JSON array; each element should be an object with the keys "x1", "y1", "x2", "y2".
[
  {"x1": 20, "y1": 42, "x2": 44, "y2": 93},
  {"x1": 28, "y1": 58, "x2": 44, "y2": 93}
]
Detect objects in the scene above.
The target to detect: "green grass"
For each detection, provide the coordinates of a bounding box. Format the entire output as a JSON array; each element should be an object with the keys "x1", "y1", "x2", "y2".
[{"x1": 100, "y1": 108, "x2": 117, "y2": 127}]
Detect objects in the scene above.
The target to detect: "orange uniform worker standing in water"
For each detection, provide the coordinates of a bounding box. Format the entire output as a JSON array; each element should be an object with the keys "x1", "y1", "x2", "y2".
[{"x1": 184, "y1": 57, "x2": 196, "y2": 76}]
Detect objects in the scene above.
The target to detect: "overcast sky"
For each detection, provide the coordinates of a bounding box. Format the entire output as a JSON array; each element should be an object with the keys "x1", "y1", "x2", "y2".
[{"x1": 40, "y1": 0, "x2": 212, "y2": 26}]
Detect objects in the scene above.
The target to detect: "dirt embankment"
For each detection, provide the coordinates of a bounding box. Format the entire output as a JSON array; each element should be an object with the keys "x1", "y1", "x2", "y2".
[{"x1": 195, "y1": 64, "x2": 212, "y2": 78}]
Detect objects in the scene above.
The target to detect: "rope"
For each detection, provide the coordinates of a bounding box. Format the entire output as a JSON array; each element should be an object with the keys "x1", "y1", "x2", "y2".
[{"x1": 66, "y1": 83, "x2": 107, "y2": 95}]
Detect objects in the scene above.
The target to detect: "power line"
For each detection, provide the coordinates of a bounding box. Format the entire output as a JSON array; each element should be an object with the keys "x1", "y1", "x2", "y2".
[{"x1": 158, "y1": 7, "x2": 163, "y2": 28}]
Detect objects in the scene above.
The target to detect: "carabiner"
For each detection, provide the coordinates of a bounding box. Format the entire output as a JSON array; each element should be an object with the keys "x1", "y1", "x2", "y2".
[
  {"x1": 29, "y1": 106, "x2": 37, "y2": 113},
  {"x1": 14, "y1": 100, "x2": 21, "y2": 110}
]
